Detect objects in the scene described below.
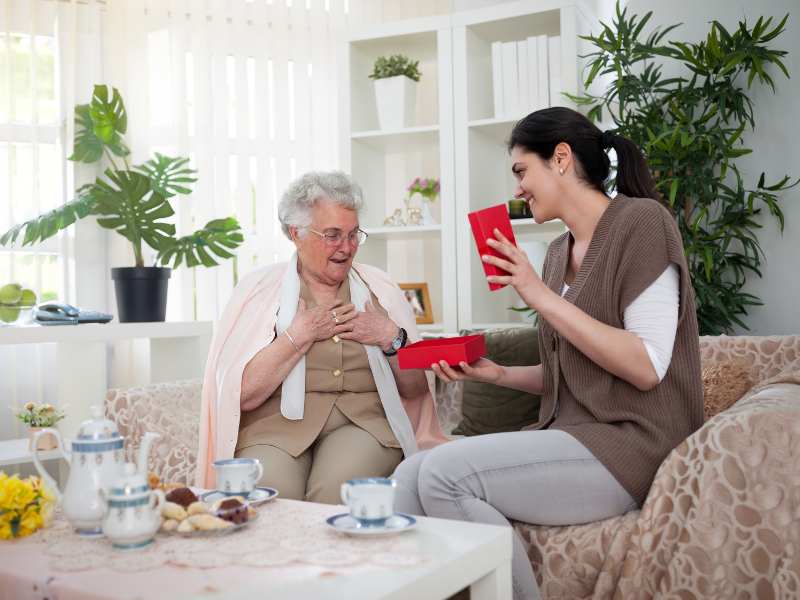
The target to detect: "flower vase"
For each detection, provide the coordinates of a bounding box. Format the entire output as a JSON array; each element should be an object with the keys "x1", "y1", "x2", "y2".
[
  {"x1": 28, "y1": 427, "x2": 58, "y2": 451},
  {"x1": 420, "y1": 200, "x2": 437, "y2": 226}
]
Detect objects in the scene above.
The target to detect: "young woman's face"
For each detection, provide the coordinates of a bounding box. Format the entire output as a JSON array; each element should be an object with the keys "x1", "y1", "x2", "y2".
[{"x1": 510, "y1": 145, "x2": 563, "y2": 224}]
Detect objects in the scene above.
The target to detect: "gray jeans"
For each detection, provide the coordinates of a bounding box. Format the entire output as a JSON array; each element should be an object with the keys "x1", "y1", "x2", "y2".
[{"x1": 392, "y1": 430, "x2": 637, "y2": 600}]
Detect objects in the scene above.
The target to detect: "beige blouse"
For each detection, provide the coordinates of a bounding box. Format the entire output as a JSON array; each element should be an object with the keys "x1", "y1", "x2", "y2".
[{"x1": 236, "y1": 278, "x2": 401, "y2": 457}]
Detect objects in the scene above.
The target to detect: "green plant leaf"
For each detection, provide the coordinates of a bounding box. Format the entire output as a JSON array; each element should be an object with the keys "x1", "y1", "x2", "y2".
[
  {"x1": 135, "y1": 153, "x2": 197, "y2": 198},
  {"x1": 157, "y1": 217, "x2": 244, "y2": 268},
  {"x1": 92, "y1": 170, "x2": 176, "y2": 263},
  {"x1": 0, "y1": 189, "x2": 96, "y2": 246},
  {"x1": 89, "y1": 85, "x2": 129, "y2": 157},
  {"x1": 68, "y1": 105, "x2": 105, "y2": 163}
]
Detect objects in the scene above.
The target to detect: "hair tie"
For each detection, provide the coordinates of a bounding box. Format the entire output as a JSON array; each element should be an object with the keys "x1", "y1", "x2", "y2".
[{"x1": 600, "y1": 130, "x2": 616, "y2": 149}]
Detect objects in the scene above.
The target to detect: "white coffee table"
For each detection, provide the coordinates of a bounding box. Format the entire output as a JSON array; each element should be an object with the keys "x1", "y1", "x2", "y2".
[
  {"x1": 194, "y1": 511, "x2": 513, "y2": 600},
  {"x1": 3, "y1": 500, "x2": 511, "y2": 600}
]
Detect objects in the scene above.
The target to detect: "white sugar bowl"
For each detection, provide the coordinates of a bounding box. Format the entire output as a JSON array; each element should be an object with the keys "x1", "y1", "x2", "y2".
[{"x1": 102, "y1": 462, "x2": 165, "y2": 550}]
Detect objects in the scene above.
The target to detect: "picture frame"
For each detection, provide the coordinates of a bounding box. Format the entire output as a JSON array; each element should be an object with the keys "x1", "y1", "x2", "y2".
[{"x1": 398, "y1": 282, "x2": 433, "y2": 324}]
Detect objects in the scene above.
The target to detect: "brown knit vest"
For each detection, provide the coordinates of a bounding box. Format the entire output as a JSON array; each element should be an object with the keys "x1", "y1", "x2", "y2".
[{"x1": 534, "y1": 194, "x2": 703, "y2": 506}]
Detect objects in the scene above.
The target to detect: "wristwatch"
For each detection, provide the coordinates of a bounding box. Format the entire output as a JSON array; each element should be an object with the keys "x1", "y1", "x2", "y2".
[{"x1": 383, "y1": 327, "x2": 408, "y2": 356}]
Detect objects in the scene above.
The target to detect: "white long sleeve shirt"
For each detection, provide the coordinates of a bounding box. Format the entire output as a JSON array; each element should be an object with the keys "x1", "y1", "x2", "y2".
[{"x1": 561, "y1": 263, "x2": 680, "y2": 381}]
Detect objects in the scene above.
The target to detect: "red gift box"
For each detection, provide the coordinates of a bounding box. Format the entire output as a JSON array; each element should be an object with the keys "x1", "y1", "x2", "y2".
[
  {"x1": 398, "y1": 335, "x2": 487, "y2": 370},
  {"x1": 468, "y1": 204, "x2": 518, "y2": 290}
]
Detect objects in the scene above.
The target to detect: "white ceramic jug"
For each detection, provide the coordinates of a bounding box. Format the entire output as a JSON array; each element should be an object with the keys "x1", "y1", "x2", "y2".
[
  {"x1": 102, "y1": 462, "x2": 165, "y2": 550},
  {"x1": 31, "y1": 406, "x2": 158, "y2": 536}
]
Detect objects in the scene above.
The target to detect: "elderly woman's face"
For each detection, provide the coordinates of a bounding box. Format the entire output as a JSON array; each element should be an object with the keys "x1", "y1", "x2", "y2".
[{"x1": 292, "y1": 200, "x2": 359, "y2": 285}]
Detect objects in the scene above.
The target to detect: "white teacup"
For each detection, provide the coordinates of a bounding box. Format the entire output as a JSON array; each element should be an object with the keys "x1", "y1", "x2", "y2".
[
  {"x1": 340, "y1": 477, "x2": 396, "y2": 526},
  {"x1": 213, "y1": 458, "x2": 263, "y2": 496}
]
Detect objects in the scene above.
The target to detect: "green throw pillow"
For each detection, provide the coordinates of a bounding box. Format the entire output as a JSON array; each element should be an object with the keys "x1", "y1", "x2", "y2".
[{"x1": 452, "y1": 326, "x2": 541, "y2": 436}]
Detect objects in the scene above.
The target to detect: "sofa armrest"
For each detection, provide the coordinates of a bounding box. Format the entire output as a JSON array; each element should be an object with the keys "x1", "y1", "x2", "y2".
[
  {"x1": 616, "y1": 376, "x2": 800, "y2": 597},
  {"x1": 700, "y1": 334, "x2": 800, "y2": 385},
  {"x1": 105, "y1": 379, "x2": 202, "y2": 485}
]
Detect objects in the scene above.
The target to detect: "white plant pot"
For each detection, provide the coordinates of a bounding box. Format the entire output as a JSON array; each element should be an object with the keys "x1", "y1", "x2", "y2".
[{"x1": 374, "y1": 75, "x2": 417, "y2": 130}]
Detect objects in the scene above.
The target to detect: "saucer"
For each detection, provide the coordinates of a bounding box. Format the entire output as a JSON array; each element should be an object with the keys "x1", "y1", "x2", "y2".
[
  {"x1": 326, "y1": 512, "x2": 417, "y2": 536},
  {"x1": 201, "y1": 487, "x2": 279, "y2": 506}
]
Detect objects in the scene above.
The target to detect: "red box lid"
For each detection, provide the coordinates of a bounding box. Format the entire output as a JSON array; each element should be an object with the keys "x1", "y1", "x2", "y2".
[
  {"x1": 398, "y1": 335, "x2": 487, "y2": 370},
  {"x1": 468, "y1": 204, "x2": 518, "y2": 291}
]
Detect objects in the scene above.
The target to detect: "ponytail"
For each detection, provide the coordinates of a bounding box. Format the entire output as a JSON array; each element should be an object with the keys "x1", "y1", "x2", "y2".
[{"x1": 508, "y1": 107, "x2": 660, "y2": 202}]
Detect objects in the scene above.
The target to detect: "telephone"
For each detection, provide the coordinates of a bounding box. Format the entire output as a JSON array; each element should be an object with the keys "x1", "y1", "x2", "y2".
[{"x1": 35, "y1": 302, "x2": 113, "y2": 325}]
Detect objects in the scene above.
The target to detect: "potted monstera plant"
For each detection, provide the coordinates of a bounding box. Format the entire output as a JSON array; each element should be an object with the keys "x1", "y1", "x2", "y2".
[{"x1": 0, "y1": 85, "x2": 243, "y2": 322}]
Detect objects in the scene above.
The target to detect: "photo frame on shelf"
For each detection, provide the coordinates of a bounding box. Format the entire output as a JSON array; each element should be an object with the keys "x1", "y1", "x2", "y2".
[{"x1": 399, "y1": 282, "x2": 433, "y2": 324}]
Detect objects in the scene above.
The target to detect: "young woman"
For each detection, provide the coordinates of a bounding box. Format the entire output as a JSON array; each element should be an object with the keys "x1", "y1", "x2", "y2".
[{"x1": 392, "y1": 107, "x2": 703, "y2": 600}]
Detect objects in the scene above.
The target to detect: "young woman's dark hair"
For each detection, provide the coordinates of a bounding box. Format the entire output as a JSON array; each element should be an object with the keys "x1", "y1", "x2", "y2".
[{"x1": 507, "y1": 107, "x2": 660, "y2": 202}]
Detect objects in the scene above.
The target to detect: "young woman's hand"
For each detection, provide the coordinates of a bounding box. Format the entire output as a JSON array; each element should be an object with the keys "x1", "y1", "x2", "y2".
[
  {"x1": 430, "y1": 358, "x2": 505, "y2": 384},
  {"x1": 482, "y1": 228, "x2": 548, "y2": 309}
]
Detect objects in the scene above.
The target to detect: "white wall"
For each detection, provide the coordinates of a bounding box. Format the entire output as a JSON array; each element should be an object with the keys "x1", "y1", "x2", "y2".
[{"x1": 619, "y1": 0, "x2": 800, "y2": 335}]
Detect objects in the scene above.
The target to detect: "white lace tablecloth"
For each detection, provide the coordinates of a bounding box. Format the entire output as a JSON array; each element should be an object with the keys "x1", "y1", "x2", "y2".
[{"x1": 0, "y1": 499, "x2": 429, "y2": 600}]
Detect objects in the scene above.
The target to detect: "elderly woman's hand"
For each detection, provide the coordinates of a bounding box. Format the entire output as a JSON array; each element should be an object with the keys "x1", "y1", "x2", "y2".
[
  {"x1": 289, "y1": 299, "x2": 357, "y2": 349},
  {"x1": 337, "y1": 301, "x2": 399, "y2": 351}
]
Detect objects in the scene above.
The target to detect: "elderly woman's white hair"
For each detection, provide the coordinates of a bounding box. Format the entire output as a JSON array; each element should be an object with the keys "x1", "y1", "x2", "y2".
[{"x1": 278, "y1": 171, "x2": 364, "y2": 239}]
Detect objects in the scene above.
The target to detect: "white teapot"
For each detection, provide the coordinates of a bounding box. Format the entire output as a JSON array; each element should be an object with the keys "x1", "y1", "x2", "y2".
[
  {"x1": 32, "y1": 406, "x2": 159, "y2": 537},
  {"x1": 101, "y1": 462, "x2": 165, "y2": 549}
]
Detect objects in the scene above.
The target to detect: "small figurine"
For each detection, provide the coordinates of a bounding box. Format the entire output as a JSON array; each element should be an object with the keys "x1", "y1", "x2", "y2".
[{"x1": 383, "y1": 208, "x2": 406, "y2": 226}]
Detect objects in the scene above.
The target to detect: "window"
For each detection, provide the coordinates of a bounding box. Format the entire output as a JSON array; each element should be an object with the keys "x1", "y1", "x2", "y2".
[{"x1": 0, "y1": 30, "x2": 66, "y2": 304}]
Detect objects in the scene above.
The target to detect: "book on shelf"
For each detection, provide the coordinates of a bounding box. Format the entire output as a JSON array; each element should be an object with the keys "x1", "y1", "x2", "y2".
[
  {"x1": 490, "y1": 35, "x2": 560, "y2": 118},
  {"x1": 517, "y1": 40, "x2": 529, "y2": 115},
  {"x1": 536, "y1": 34, "x2": 549, "y2": 110},
  {"x1": 491, "y1": 41, "x2": 504, "y2": 118},
  {"x1": 501, "y1": 41, "x2": 518, "y2": 117},
  {"x1": 525, "y1": 36, "x2": 539, "y2": 113},
  {"x1": 548, "y1": 35, "x2": 562, "y2": 106}
]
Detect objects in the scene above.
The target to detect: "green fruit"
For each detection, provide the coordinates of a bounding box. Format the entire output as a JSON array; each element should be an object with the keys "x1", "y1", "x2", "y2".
[
  {"x1": 19, "y1": 289, "x2": 37, "y2": 306},
  {"x1": 0, "y1": 283, "x2": 22, "y2": 305},
  {"x1": 0, "y1": 306, "x2": 20, "y2": 323}
]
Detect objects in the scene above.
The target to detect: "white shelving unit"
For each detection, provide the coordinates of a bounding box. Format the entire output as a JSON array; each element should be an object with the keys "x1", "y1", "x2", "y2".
[
  {"x1": 341, "y1": 16, "x2": 457, "y2": 334},
  {"x1": 342, "y1": 1, "x2": 593, "y2": 334},
  {"x1": 453, "y1": 0, "x2": 592, "y2": 330},
  {"x1": 0, "y1": 322, "x2": 212, "y2": 464}
]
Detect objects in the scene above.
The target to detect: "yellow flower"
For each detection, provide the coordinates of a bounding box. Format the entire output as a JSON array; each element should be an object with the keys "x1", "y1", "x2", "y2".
[
  {"x1": 0, "y1": 510, "x2": 17, "y2": 540},
  {"x1": 0, "y1": 474, "x2": 36, "y2": 512},
  {"x1": 0, "y1": 519, "x2": 12, "y2": 540},
  {"x1": 17, "y1": 506, "x2": 43, "y2": 537},
  {"x1": 24, "y1": 402, "x2": 34, "y2": 411}
]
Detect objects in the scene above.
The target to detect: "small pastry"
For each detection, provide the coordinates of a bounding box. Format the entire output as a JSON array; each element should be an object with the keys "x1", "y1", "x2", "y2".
[
  {"x1": 215, "y1": 498, "x2": 249, "y2": 524},
  {"x1": 165, "y1": 487, "x2": 199, "y2": 508},
  {"x1": 147, "y1": 472, "x2": 161, "y2": 490},
  {"x1": 161, "y1": 519, "x2": 179, "y2": 532},
  {"x1": 187, "y1": 501, "x2": 209, "y2": 516},
  {"x1": 162, "y1": 501, "x2": 188, "y2": 521},
  {"x1": 177, "y1": 518, "x2": 195, "y2": 533},
  {"x1": 189, "y1": 514, "x2": 232, "y2": 531},
  {"x1": 211, "y1": 496, "x2": 246, "y2": 512}
]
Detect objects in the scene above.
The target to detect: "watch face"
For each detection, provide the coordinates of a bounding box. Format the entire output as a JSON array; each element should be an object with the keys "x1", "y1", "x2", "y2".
[{"x1": 392, "y1": 337, "x2": 402, "y2": 350}]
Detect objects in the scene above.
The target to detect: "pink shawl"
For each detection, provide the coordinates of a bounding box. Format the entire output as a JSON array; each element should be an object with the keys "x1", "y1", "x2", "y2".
[{"x1": 195, "y1": 261, "x2": 448, "y2": 487}]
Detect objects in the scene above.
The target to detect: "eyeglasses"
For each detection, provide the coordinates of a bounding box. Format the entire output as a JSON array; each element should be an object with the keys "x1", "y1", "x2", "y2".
[{"x1": 307, "y1": 227, "x2": 368, "y2": 246}]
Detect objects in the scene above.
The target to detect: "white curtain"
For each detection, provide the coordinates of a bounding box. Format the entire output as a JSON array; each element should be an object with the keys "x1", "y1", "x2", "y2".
[
  {"x1": 0, "y1": 0, "x2": 104, "y2": 443},
  {"x1": 102, "y1": 0, "x2": 352, "y2": 322}
]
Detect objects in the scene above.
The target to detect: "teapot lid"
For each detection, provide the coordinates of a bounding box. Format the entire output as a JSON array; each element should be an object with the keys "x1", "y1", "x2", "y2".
[
  {"x1": 109, "y1": 462, "x2": 149, "y2": 497},
  {"x1": 77, "y1": 405, "x2": 121, "y2": 442}
]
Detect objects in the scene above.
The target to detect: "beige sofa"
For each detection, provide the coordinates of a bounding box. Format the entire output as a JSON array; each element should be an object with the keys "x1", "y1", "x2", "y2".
[{"x1": 107, "y1": 335, "x2": 800, "y2": 599}]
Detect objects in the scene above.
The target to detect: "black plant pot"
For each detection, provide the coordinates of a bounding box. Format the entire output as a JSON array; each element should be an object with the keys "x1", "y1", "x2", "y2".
[{"x1": 111, "y1": 267, "x2": 171, "y2": 323}]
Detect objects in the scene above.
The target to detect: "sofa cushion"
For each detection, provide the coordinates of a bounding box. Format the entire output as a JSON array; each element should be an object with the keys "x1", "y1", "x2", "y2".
[
  {"x1": 452, "y1": 326, "x2": 541, "y2": 436},
  {"x1": 701, "y1": 359, "x2": 754, "y2": 421}
]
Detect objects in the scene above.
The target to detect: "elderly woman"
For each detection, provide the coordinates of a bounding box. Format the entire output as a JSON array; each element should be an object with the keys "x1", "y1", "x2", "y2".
[{"x1": 196, "y1": 171, "x2": 446, "y2": 503}]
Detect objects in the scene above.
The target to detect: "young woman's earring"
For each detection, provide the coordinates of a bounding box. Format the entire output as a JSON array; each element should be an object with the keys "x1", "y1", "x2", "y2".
[{"x1": 559, "y1": 167, "x2": 564, "y2": 175}]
